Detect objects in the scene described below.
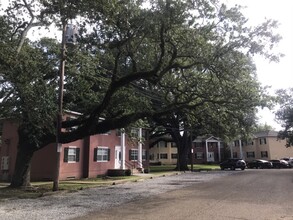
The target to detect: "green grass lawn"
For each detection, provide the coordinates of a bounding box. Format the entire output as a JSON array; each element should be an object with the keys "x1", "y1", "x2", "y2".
[{"x1": 149, "y1": 164, "x2": 220, "y2": 172}]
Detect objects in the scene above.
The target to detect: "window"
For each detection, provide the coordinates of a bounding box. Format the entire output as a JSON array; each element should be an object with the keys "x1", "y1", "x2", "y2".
[
  {"x1": 195, "y1": 142, "x2": 202, "y2": 148},
  {"x1": 158, "y1": 141, "x2": 166, "y2": 148},
  {"x1": 64, "y1": 147, "x2": 80, "y2": 163},
  {"x1": 171, "y1": 153, "x2": 177, "y2": 159},
  {"x1": 208, "y1": 142, "x2": 217, "y2": 148},
  {"x1": 246, "y1": 151, "x2": 255, "y2": 158},
  {"x1": 196, "y1": 152, "x2": 203, "y2": 159},
  {"x1": 149, "y1": 154, "x2": 155, "y2": 160},
  {"x1": 171, "y1": 142, "x2": 177, "y2": 148},
  {"x1": 234, "y1": 140, "x2": 239, "y2": 147},
  {"x1": 233, "y1": 152, "x2": 238, "y2": 158},
  {"x1": 130, "y1": 128, "x2": 139, "y2": 137},
  {"x1": 160, "y1": 153, "x2": 168, "y2": 159},
  {"x1": 247, "y1": 140, "x2": 254, "y2": 146},
  {"x1": 220, "y1": 142, "x2": 224, "y2": 148},
  {"x1": 259, "y1": 138, "x2": 267, "y2": 145},
  {"x1": 129, "y1": 149, "x2": 138, "y2": 161},
  {"x1": 261, "y1": 151, "x2": 268, "y2": 158},
  {"x1": 94, "y1": 147, "x2": 110, "y2": 162},
  {"x1": 142, "y1": 129, "x2": 148, "y2": 139}
]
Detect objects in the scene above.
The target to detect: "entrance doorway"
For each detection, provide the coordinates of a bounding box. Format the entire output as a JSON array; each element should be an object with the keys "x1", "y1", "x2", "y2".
[
  {"x1": 115, "y1": 146, "x2": 122, "y2": 169},
  {"x1": 207, "y1": 152, "x2": 215, "y2": 162}
]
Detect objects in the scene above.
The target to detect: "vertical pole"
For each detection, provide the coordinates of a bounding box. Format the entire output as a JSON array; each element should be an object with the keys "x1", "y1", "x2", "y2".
[
  {"x1": 120, "y1": 131, "x2": 125, "y2": 170},
  {"x1": 53, "y1": 20, "x2": 66, "y2": 191},
  {"x1": 190, "y1": 132, "x2": 194, "y2": 172},
  {"x1": 217, "y1": 141, "x2": 221, "y2": 162},
  {"x1": 239, "y1": 139, "x2": 243, "y2": 159},
  {"x1": 205, "y1": 140, "x2": 208, "y2": 163}
]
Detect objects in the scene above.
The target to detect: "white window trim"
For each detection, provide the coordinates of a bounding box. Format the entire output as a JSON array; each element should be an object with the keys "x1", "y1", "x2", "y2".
[
  {"x1": 130, "y1": 149, "x2": 139, "y2": 161},
  {"x1": 97, "y1": 146, "x2": 109, "y2": 162},
  {"x1": 160, "y1": 153, "x2": 168, "y2": 159},
  {"x1": 67, "y1": 146, "x2": 77, "y2": 163}
]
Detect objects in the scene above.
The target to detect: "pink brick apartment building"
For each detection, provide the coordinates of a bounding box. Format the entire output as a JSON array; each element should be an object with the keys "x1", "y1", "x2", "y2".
[{"x1": 0, "y1": 118, "x2": 149, "y2": 181}]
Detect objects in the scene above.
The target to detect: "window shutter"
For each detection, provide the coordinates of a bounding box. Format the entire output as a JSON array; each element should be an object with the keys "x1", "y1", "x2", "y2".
[
  {"x1": 94, "y1": 148, "x2": 97, "y2": 161},
  {"x1": 64, "y1": 147, "x2": 69, "y2": 162},
  {"x1": 129, "y1": 150, "x2": 132, "y2": 161},
  {"x1": 107, "y1": 149, "x2": 111, "y2": 161},
  {"x1": 76, "y1": 148, "x2": 80, "y2": 162}
]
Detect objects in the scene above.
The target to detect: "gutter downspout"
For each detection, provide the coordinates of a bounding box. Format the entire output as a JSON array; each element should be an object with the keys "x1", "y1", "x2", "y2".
[{"x1": 120, "y1": 131, "x2": 125, "y2": 170}]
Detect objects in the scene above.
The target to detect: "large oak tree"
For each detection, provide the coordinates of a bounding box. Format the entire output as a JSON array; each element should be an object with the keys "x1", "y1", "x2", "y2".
[
  {"x1": 148, "y1": 52, "x2": 267, "y2": 170},
  {"x1": 0, "y1": 0, "x2": 281, "y2": 187}
]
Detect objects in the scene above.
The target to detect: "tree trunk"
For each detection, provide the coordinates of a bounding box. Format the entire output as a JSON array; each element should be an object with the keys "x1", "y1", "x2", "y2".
[
  {"x1": 175, "y1": 131, "x2": 190, "y2": 171},
  {"x1": 10, "y1": 144, "x2": 34, "y2": 188},
  {"x1": 177, "y1": 145, "x2": 189, "y2": 170}
]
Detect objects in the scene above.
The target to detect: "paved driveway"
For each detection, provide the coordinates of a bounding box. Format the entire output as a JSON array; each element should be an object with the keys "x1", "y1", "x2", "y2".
[
  {"x1": 76, "y1": 169, "x2": 293, "y2": 220},
  {"x1": 1, "y1": 170, "x2": 292, "y2": 220}
]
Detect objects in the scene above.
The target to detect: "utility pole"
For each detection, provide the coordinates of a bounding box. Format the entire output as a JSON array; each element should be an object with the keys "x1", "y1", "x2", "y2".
[
  {"x1": 53, "y1": 19, "x2": 67, "y2": 191},
  {"x1": 190, "y1": 131, "x2": 194, "y2": 172}
]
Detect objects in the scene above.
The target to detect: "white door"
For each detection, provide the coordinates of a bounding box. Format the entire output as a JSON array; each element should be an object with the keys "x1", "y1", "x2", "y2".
[
  {"x1": 207, "y1": 152, "x2": 215, "y2": 162},
  {"x1": 115, "y1": 146, "x2": 122, "y2": 169}
]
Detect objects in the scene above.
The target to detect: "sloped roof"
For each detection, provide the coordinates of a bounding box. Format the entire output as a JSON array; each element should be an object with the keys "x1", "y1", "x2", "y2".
[
  {"x1": 254, "y1": 130, "x2": 279, "y2": 138},
  {"x1": 193, "y1": 135, "x2": 221, "y2": 142}
]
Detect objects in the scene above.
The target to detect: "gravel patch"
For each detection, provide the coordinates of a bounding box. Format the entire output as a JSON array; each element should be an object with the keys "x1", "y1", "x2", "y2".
[{"x1": 0, "y1": 171, "x2": 233, "y2": 220}]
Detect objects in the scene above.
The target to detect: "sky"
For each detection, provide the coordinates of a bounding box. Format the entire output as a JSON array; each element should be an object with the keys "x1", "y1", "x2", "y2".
[{"x1": 225, "y1": 0, "x2": 293, "y2": 130}]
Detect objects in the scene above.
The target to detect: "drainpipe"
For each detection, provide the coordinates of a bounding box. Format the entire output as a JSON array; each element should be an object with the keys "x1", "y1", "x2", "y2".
[{"x1": 120, "y1": 131, "x2": 125, "y2": 170}]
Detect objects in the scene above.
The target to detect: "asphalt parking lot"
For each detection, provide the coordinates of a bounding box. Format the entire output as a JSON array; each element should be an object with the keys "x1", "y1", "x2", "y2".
[
  {"x1": 1, "y1": 169, "x2": 293, "y2": 220},
  {"x1": 76, "y1": 169, "x2": 293, "y2": 220}
]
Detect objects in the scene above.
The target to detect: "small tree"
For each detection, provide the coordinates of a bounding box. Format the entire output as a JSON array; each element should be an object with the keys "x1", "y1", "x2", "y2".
[{"x1": 275, "y1": 88, "x2": 293, "y2": 147}]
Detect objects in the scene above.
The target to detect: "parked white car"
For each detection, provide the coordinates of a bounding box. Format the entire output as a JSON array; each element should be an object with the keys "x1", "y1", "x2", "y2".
[{"x1": 280, "y1": 157, "x2": 293, "y2": 168}]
